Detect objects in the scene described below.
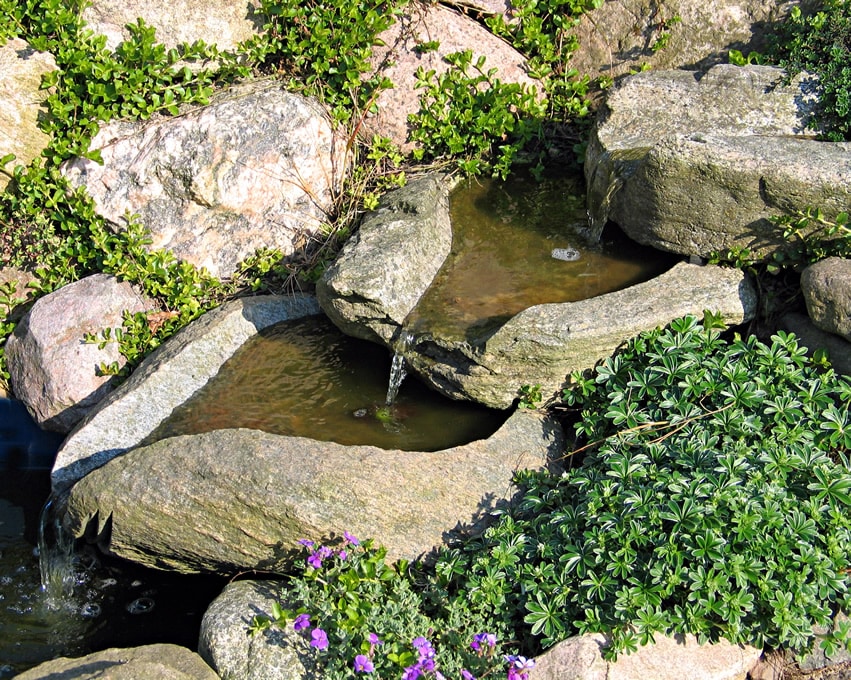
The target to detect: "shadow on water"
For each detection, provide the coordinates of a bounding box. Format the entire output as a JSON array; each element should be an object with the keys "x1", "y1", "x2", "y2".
[{"x1": 0, "y1": 398, "x2": 226, "y2": 677}]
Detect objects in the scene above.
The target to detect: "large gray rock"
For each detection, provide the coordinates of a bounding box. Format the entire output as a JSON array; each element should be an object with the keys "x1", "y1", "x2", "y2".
[
  {"x1": 61, "y1": 409, "x2": 562, "y2": 573},
  {"x1": 199, "y1": 580, "x2": 313, "y2": 680},
  {"x1": 407, "y1": 261, "x2": 756, "y2": 408},
  {"x1": 569, "y1": 0, "x2": 796, "y2": 87},
  {"x1": 778, "y1": 313, "x2": 851, "y2": 376},
  {"x1": 82, "y1": 0, "x2": 263, "y2": 52},
  {"x1": 801, "y1": 257, "x2": 851, "y2": 342},
  {"x1": 585, "y1": 64, "x2": 849, "y2": 260},
  {"x1": 62, "y1": 81, "x2": 346, "y2": 279},
  {"x1": 6, "y1": 274, "x2": 152, "y2": 433},
  {"x1": 51, "y1": 293, "x2": 320, "y2": 492},
  {"x1": 0, "y1": 39, "x2": 57, "y2": 191},
  {"x1": 15, "y1": 643, "x2": 219, "y2": 680},
  {"x1": 317, "y1": 173, "x2": 453, "y2": 345},
  {"x1": 364, "y1": 4, "x2": 543, "y2": 151},
  {"x1": 531, "y1": 632, "x2": 761, "y2": 680},
  {"x1": 318, "y1": 173, "x2": 756, "y2": 409}
]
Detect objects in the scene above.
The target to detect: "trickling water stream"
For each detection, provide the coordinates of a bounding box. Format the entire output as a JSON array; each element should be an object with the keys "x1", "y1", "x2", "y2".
[{"x1": 0, "y1": 399, "x2": 225, "y2": 677}]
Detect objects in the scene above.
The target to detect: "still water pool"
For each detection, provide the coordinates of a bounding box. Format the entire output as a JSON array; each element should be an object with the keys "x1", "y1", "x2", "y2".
[
  {"x1": 408, "y1": 171, "x2": 677, "y2": 340},
  {"x1": 149, "y1": 314, "x2": 509, "y2": 450}
]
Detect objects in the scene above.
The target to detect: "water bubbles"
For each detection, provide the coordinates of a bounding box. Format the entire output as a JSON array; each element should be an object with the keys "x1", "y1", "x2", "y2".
[
  {"x1": 79, "y1": 602, "x2": 101, "y2": 618},
  {"x1": 126, "y1": 597, "x2": 155, "y2": 615}
]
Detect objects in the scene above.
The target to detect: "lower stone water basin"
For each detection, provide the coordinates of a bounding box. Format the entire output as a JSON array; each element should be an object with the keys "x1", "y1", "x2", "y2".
[{"x1": 147, "y1": 314, "x2": 508, "y2": 451}]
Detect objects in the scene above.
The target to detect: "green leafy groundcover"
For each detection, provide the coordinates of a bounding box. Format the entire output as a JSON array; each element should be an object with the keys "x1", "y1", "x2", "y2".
[
  {"x1": 256, "y1": 315, "x2": 851, "y2": 675},
  {"x1": 438, "y1": 315, "x2": 851, "y2": 659},
  {"x1": 772, "y1": 0, "x2": 851, "y2": 141}
]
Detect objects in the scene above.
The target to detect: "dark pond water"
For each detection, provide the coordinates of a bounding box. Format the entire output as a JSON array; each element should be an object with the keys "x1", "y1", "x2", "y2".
[
  {"x1": 149, "y1": 314, "x2": 509, "y2": 451},
  {"x1": 0, "y1": 399, "x2": 225, "y2": 677},
  {"x1": 407, "y1": 170, "x2": 678, "y2": 340}
]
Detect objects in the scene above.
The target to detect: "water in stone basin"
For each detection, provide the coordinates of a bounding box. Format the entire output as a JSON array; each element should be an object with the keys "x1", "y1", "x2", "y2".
[
  {"x1": 0, "y1": 398, "x2": 225, "y2": 677},
  {"x1": 407, "y1": 169, "x2": 677, "y2": 341},
  {"x1": 149, "y1": 315, "x2": 508, "y2": 450}
]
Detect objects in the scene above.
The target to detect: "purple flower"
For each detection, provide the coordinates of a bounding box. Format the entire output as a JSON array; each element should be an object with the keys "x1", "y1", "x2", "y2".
[
  {"x1": 337, "y1": 549, "x2": 348, "y2": 561},
  {"x1": 310, "y1": 627, "x2": 329, "y2": 650},
  {"x1": 461, "y1": 670, "x2": 476, "y2": 680},
  {"x1": 401, "y1": 666, "x2": 422, "y2": 680},
  {"x1": 297, "y1": 538, "x2": 315, "y2": 548},
  {"x1": 344, "y1": 530, "x2": 360, "y2": 546},
  {"x1": 471, "y1": 632, "x2": 497, "y2": 653},
  {"x1": 368, "y1": 632, "x2": 383, "y2": 646},
  {"x1": 354, "y1": 654, "x2": 374, "y2": 673},
  {"x1": 307, "y1": 552, "x2": 324, "y2": 569},
  {"x1": 293, "y1": 613, "x2": 311, "y2": 632},
  {"x1": 412, "y1": 636, "x2": 433, "y2": 659}
]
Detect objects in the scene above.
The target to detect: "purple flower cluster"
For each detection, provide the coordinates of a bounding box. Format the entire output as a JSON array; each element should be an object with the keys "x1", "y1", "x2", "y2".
[
  {"x1": 504, "y1": 655, "x2": 535, "y2": 680},
  {"x1": 292, "y1": 534, "x2": 535, "y2": 680},
  {"x1": 298, "y1": 531, "x2": 360, "y2": 570},
  {"x1": 290, "y1": 612, "x2": 329, "y2": 651},
  {"x1": 401, "y1": 636, "x2": 445, "y2": 680}
]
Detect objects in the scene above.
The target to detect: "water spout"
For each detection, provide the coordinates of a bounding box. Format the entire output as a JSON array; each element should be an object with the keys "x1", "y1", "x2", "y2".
[
  {"x1": 385, "y1": 331, "x2": 413, "y2": 405},
  {"x1": 38, "y1": 493, "x2": 77, "y2": 607}
]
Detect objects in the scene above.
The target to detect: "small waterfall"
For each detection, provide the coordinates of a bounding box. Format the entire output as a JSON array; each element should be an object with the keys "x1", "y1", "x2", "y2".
[
  {"x1": 385, "y1": 331, "x2": 413, "y2": 405},
  {"x1": 586, "y1": 174, "x2": 624, "y2": 242},
  {"x1": 38, "y1": 492, "x2": 78, "y2": 606},
  {"x1": 583, "y1": 148, "x2": 627, "y2": 243}
]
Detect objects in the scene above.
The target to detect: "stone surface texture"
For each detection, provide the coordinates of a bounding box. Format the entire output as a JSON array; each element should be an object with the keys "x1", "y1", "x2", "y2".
[
  {"x1": 317, "y1": 173, "x2": 454, "y2": 345},
  {"x1": 0, "y1": 38, "x2": 56, "y2": 191},
  {"x1": 318, "y1": 173, "x2": 757, "y2": 409},
  {"x1": 199, "y1": 580, "x2": 313, "y2": 680},
  {"x1": 801, "y1": 257, "x2": 851, "y2": 342},
  {"x1": 584, "y1": 64, "x2": 850, "y2": 260},
  {"x1": 570, "y1": 0, "x2": 795, "y2": 87},
  {"x1": 61, "y1": 409, "x2": 562, "y2": 573},
  {"x1": 531, "y1": 632, "x2": 761, "y2": 680},
  {"x1": 62, "y1": 80, "x2": 346, "y2": 279},
  {"x1": 15, "y1": 643, "x2": 219, "y2": 680},
  {"x1": 51, "y1": 293, "x2": 320, "y2": 492},
  {"x1": 5, "y1": 274, "x2": 152, "y2": 433},
  {"x1": 81, "y1": 0, "x2": 263, "y2": 52},
  {"x1": 364, "y1": 4, "x2": 542, "y2": 150},
  {"x1": 779, "y1": 313, "x2": 851, "y2": 376}
]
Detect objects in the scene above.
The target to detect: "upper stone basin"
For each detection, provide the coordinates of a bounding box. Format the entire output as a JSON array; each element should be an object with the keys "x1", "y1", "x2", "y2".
[{"x1": 317, "y1": 172, "x2": 758, "y2": 409}]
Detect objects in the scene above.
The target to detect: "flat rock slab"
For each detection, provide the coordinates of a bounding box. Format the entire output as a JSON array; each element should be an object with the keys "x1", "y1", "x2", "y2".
[
  {"x1": 62, "y1": 80, "x2": 345, "y2": 279},
  {"x1": 61, "y1": 409, "x2": 562, "y2": 573},
  {"x1": 15, "y1": 643, "x2": 218, "y2": 680},
  {"x1": 0, "y1": 38, "x2": 56, "y2": 191},
  {"x1": 51, "y1": 294, "x2": 320, "y2": 491},
  {"x1": 584, "y1": 64, "x2": 848, "y2": 259}
]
